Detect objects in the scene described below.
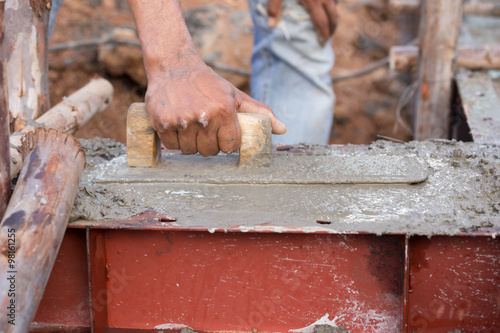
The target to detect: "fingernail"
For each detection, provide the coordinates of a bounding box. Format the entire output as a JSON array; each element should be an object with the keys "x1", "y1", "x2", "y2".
[{"x1": 268, "y1": 17, "x2": 277, "y2": 28}]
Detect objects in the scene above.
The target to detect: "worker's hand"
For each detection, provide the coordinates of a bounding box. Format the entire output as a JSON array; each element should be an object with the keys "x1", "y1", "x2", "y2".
[
  {"x1": 145, "y1": 58, "x2": 287, "y2": 156},
  {"x1": 267, "y1": 0, "x2": 339, "y2": 46}
]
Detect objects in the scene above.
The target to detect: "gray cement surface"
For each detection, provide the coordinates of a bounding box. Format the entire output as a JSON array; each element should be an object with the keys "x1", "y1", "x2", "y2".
[{"x1": 71, "y1": 139, "x2": 500, "y2": 236}]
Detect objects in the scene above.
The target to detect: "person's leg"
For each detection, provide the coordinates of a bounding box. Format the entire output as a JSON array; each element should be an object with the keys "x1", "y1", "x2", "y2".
[{"x1": 247, "y1": 0, "x2": 335, "y2": 145}]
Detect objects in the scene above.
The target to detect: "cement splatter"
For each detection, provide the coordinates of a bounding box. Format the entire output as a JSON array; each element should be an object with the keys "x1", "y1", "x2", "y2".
[{"x1": 289, "y1": 314, "x2": 348, "y2": 333}]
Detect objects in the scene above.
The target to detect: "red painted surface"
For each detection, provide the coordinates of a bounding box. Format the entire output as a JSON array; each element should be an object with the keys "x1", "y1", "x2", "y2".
[
  {"x1": 103, "y1": 231, "x2": 405, "y2": 332},
  {"x1": 408, "y1": 236, "x2": 500, "y2": 332},
  {"x1": 88, "y1": 229, "x2": 109, "y2": 333},
  {"x1": 31, "y1": 225, "x2": 500, "y2": 332},
  {"x1": 33, "y1": 229, "x2": 90, "y2": 327}
]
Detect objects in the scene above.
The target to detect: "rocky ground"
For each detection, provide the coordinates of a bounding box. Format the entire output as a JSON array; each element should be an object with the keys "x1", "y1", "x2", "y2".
[{"x1": 49, "y1": 0, "x2": 414, "y2": 145}]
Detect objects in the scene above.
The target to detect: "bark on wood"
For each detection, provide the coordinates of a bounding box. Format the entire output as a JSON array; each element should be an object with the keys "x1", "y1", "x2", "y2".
[
  {"x1": 0, "y1": 128, "x2": 86, "y2": 333},
  {"x1": 3, "y1": 0, "x2": 52, "y2": 132},
  {"x1": 390, "y1": 0, "x2": 500, "y2": 16},
  {"x1": 9, "y1": 78, "x2": 113, "y2": 179},
  {"x1": 390, "y1": 44, "x2": 500, "y2": 72},
  {"x1": 0, "y1": 2, "x2": 10, "y2": 220},
  {"x1": 414, "y1": 0, "x2": 462, "y2": 140}
]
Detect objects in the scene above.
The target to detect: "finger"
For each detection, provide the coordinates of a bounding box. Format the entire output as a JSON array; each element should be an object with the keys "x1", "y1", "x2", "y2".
[
  {"x1": 217, "y1": 117, "x2": 241, "y2": 154},
  {"x1": 149, "y1": 108, "x2": 180, "y2": 149},
  {"x1": 324, "y1": 0, "x2": 339, "y2": 36},
  {"x1": 304, "y1": 1, "x2": 331, "y2": 45},
  {"x1": 236, "y1": 90, "x2": 287, "y2": 135},
  {"x1": 197, "y1": 125, "x2": 220, "y2": 157},
  {"x1": 157, "y1": 129, "x2": 180, "y2": 150},
  {"x1": 177, "y1": 123, "x2": 199, "y2": 155},
  {"x1": 267, "y1": 0, "x2": 283, "y2": 28}
]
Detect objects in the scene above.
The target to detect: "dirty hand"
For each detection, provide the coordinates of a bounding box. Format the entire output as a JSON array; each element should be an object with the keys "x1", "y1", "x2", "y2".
[
  {"x1": 128, "y1": 0, "x2": 286, "y2": 156},
  {"x1": 145, "y1": 59, "x2": 287, "y2": 156},
  {"x1": 267, "y1": 0, "x2": 339, "y2": 46}
]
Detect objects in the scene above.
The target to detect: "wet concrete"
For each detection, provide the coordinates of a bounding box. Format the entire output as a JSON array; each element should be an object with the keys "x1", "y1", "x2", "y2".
[{"x1": 71, "y1": 139, "x2": 500, "y2": 236}]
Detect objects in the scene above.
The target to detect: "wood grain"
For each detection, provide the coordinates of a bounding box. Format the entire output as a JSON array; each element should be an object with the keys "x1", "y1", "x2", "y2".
[
  {"x1": 0, "y1": 2, "x2": 10, "y2": 220},
  {"x1": 9, "y1": 78, "x2": 113, "y2": 179},
  {"x1": 414, "y1": 0, "x2": 462, "y2": 140},
  {"x1": 3, "y1": 0, "x2": 51, "y2": 132},
  {"x1": 0, "y1": 128, "x2": 86, "y2": 333},
  {"x1": 237, "y1": 113, "x2": 272, "y2": 167},
  {"x1": 390, "y1": 0, "x2": 500, "y2": 16},
  {"x1": 127, "y1": 103, "x2": 161, "y2": 167}
]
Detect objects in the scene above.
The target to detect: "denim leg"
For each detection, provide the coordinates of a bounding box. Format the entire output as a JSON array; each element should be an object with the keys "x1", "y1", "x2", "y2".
[
  {"x1": 48, "y1": 0, "x2": 64, "y2": 40},
  {"x1": 247, "y1": 0, "x2": 335, "y2": 145}
]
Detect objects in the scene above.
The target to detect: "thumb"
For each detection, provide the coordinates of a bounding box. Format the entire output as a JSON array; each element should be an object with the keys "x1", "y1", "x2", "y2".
[
  {"x1": 236, "y1": 90, "x2": 287, "y2": 135},
  {"x1": 267, "y1": 0, "x2": 283, "y2": 28}
]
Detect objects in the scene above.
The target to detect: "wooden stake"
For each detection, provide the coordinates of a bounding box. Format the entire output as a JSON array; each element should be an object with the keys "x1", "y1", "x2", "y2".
[
  {"x1": 3, "y1": 0, "x2": 51, "y2": 132},
  {"x1": 0, "y1": 128, "x2": 86, "y2": 333},
  {"x1": 0, "y1": 2, "x2": 10, "y2": 220},
  {"x1": 390, "y1": 44, "x2": 500, "y2": 72},
  {"x1": 414, "y1": 0, "x2": 462, "y2": 140},
  {"x1": 9, "y1": 78, "x2": 113, "y2": 179}
]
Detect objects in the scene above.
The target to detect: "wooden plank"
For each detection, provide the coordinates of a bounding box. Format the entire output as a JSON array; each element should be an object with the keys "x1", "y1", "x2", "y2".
[
  {"x1": 0, "y1": 128, "x2": 86, "y2": 332},
  {"x1": 390, "y1": 0, "x2": 500, "y2": 16},
  {"x1": 414, "y1": 0, "x2": 462, "y2": 140},
  {"x1": 0, "y1": 2, "x2": 10, "y2": 220},
  {"x1": 9, "y1": 78, "x2": 113, "y2": 179},
  {"x1": 3, "y1": 0, "x2": 51, "y2": 132},
  {"x1": 456, "y1": 69, "x2": 500, "y2": 145},
  {"x1": 390, "y1": 44, "x2": 500, "y2": 72},
  {"x1": 389, "y1": 0, "x2": 420, "y2": 13}
]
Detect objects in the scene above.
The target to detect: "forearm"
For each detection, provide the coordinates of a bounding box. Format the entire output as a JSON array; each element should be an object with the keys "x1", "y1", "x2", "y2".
[{"x1": 128, "y1": 0, "x2": 202, "y2": 76}]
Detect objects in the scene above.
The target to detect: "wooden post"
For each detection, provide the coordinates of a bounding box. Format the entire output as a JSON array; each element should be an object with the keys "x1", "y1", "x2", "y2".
[
  {"x1": 9, "y1": 78, "x2": 113, "y2": 179},
  {"x1": 0, "y1": 128, "x2": 86, "y2": 333},
  {"x1": 3, "y1": 0, "x2": 52, "y2": 132},
  {"x1": 414, "y1": 0, "x2": 462, "y2": 140},
  {"x1": 0, "y1": 2, "x2": 10, "y2": 220}
]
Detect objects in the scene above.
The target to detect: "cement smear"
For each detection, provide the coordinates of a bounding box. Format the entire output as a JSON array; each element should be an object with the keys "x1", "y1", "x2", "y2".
[{"x1": 71, "y1": 139, "x2": 500, "y2": 236}]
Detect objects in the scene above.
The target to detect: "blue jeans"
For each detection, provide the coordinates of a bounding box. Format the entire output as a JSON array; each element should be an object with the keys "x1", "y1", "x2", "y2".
[
  {"x1": 48, "y1": 0, "x2": 64, "y2": 39},
  {"x1": 49, "y1": 0, "x2": 335, "y2": 144},
  {"x1": 248, "y1": 0, "x2": 335, "y2": 145}
]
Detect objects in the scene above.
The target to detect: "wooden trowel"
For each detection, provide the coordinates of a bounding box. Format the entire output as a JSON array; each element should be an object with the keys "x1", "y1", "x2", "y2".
[{"x1": 123, "y1": 102, "x2": 428, "y2": 185}]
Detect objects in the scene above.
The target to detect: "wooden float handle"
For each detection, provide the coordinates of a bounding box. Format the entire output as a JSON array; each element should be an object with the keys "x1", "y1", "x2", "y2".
[{"x1": 126, "y1": 103, "x2": 272, "y2": 168}]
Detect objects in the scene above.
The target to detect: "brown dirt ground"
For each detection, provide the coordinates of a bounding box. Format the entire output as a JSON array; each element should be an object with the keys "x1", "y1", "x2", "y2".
[{"x1": 49, "y1": 0, "x2": 413, "y2": 145}]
